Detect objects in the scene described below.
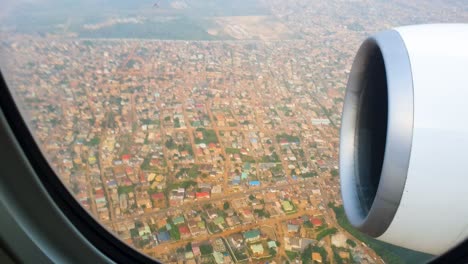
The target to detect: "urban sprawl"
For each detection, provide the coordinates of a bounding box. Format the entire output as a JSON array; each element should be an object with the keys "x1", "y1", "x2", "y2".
[{"x1": 1, "y1": 0, "x2": 465, "y2": 263}]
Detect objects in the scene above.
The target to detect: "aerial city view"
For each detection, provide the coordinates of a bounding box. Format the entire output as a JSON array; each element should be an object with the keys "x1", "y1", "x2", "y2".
[{"x1": 0, "y1": 0, "x2": 466, "y2": 263}]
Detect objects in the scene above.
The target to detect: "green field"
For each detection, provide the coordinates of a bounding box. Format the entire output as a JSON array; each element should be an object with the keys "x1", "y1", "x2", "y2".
[{"x1": 78, "y1": 18, "x2": 220, "y2": 40}]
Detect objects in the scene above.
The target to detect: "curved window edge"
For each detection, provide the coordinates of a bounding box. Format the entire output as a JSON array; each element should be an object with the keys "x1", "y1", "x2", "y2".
[{"x1": 0, "y1": 70, "x2": 159, "y2": 264}]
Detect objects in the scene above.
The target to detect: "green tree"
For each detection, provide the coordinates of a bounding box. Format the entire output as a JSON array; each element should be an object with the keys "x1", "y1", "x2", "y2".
[
  {"x1": 174, "y1": 117, "x2": 181, "y2": 128},
  {"x1": 168, "y1": 224, "x2": 180, "y2": 240},
  {"x1": 331, "y1": 169, "x2": 339, "y2": 177},
  {"x1": 286, "y1": 250, "x2": 298, "y2": 260},
  {"x1": 301, "y1": 244, "x2": 313, "y2": 264},
  {"x1": 269, "y1": 247, "x2": 277, "y2": 256},
  {"x1": 302, "y1": 245, "x2": 327, "y2": 264},
  {"x1": 200, "y1": 244, "x2": 213, "y2": 255},
  {"x1": 85, "y1": 137, "x2": 100, "y2": 146},
  {"x1": 185, "y1": 243, "x2": 192, "y2": 251},
  {"x1": 303, "y1": 220, "x2": 314, "y2": 228},
  {"x1": 316, "y1": 227, "x2": 338, "y2": 241},
  {"x1": 346, "y1": 239, "x2": 357, "y2": 248},
  {"x1": 165, "y1": 138, "x2": 176, "y2": 149}
]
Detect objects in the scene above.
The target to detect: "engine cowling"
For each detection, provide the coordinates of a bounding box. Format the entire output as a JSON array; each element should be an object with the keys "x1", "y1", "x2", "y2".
[{"x1": 340, "y1": 24, "x2": 468, "y2": 255}]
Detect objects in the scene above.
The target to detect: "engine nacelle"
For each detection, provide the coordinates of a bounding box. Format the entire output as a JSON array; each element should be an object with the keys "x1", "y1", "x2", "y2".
[{"x1": 340, "y1": 24, "x2": 468, "y2": 255}]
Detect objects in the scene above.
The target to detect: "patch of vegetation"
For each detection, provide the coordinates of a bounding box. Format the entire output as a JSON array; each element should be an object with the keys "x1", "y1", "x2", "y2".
[
  {"x1": 126, "y1": 59, "x2": 137, "y2": 68},
  {"x1": 269, "y1": 247, "x2": 277, "y2": 256},
  {"x1": 168, "y1": 223, "x2": 180, "y2": 240},
  {"x1": 176, "y1": 165, "x2": 200, "y2": 179},
  {"x1": 301, "y1": 171, "x2": 317, "y2": 178},
  {"x1": 195, "y1": 128, "x2": 219, "y2": 144},
  {"x1": 174, "y1": 117, "x2": 181, "y2": 128},
  {"x1": 286, "y1": 250, "x2": 299, "y2": 260},
  {"x1": 303, "y1": 220, "x2": 314, "y2": 228},
  {"x1": 346, "y1": 239, "x2": 357, "y2": 248},
  {"x1": 270, "y1": 164, "x2": 283, "y2": 174},
  {"x1": 331, "y1": 204, "x2": 433, "y2": 264},
  {"x1": 261, "y1": 152, "x2": 280, "y2": 162},
  {"x1": 200, "y1": 244, "x2": 214, "y2": 255},
  {"x1": 118, "y1": 185, "x2": 135, "y2": 195},
  {"x1": 332, "y1": 246, "x2": 345, "y2": 264},
  {"x1": 140, "y1": 118, "x2": 159, "y2": 125},
  {"x1": 168, "y1": 180, "x2": 197, "y2": 190},
  {"x1": 278, "y1": 106, "x2": 293, "y2": 117},
  {"x1": 79, "y1": 18, "x2": 221, "y2": 40},
  {"x1": 84, "y1": 137, "x2": 100, "y2": 146},
  {"x1": 254, "y1": 209, "x2": 270, "y2": 218},
  {"x1": 165, "y1": 138, "x2": 176, "y2": 149},
  {"x1": 185, "y1": 243, "x2": 192, "y2": 251},
  {"x1": 241, "y1": 154, "x2": 256, "y2": 163},
  {"x1": 178, "y1": 144, "x2": 194, "y2": 155},
  {"x1": 141, "y1": 155, "x2": 160, "y2": 171},
  {"x1": 225, "y1": 148, "x2": 241, "y2": 154},
  {"x1": 316, "y1": 227, "x2": 337, "y2": 241},
  {"x1": 234, "y1": 250, "x2": 248, "y2": 261},
  {"x1": 147, "y1": 188, "x2": 163, "y2": 195},
  {"x1": 331, "y1": 169, "x2": 339, "y2": 177},
  {"x1": 207, "y1": 222, "x2": 221, "y2": 233},
  {"x1": 276, "y1": 133, "x2": 300, "y2": 143},
  {"x1": 302, "y1": 244, "x2": 328, "y2": 264}
]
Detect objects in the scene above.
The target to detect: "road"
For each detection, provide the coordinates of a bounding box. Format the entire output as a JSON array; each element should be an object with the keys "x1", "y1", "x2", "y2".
[
  {"x1": 137, "y1": 175, "x2": 384, "y2": 263},
  {"x1": 103, "y1": 178, "x2": 315, "y2": 226},
  {"x1": 143, "y1": 206, "x2": 313, "y2": 257},
  {"x1": 205, "y1": 103, "x2": 231, "y2": 191}
]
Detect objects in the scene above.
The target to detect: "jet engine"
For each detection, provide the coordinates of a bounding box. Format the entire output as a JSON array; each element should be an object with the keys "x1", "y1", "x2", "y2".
[{"x1": 340, "y1": 24, "x2": 468, "y2": 255}]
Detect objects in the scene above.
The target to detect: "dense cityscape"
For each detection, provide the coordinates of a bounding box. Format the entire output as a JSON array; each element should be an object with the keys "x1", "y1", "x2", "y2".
[{"x1": 1, "y1": 0, "x2": 466, "y2": 263}]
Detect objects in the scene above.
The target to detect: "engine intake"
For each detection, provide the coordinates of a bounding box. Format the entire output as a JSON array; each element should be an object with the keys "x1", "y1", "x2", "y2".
[{"x1": 340, "y1": 24, "x2": 468, "y2": 254}]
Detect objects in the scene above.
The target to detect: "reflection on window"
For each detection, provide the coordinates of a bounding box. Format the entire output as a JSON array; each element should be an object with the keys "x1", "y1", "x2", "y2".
[{"x1": 1, "y1": 0, "x2": 465, "y2": 263}]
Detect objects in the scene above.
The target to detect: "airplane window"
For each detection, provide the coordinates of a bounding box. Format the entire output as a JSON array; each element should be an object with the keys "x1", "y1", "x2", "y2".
[{"x1": 0, "y1": 1, "x2": 466, "y2": 263}]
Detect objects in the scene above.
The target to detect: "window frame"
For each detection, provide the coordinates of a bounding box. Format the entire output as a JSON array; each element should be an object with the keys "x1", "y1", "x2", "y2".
[{"x1": 0, "y1": 71, "x2": 158, "y2": 264}]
